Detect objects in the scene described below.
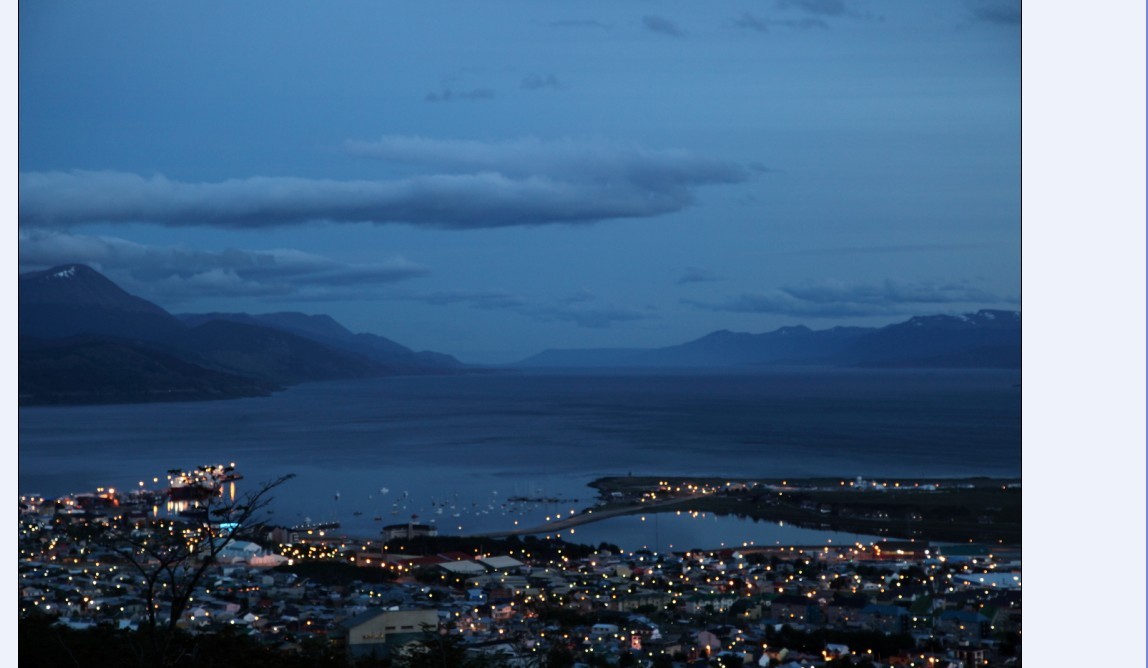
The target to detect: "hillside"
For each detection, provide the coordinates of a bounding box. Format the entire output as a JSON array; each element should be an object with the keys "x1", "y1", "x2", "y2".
[
  {"x1": 19, "y1": 336, "x2": 277, "y2": 405},
  {"x1": 19, "y1": 264, "x2": 467, "y2": 406}
]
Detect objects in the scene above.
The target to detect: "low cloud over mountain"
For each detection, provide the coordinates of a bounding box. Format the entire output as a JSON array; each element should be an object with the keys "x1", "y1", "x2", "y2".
[
  {"x1": 688, "y1": 279, "x2": 1015, "y2": 318},
  {"x1": 19, "y1": 230, "x2": 427, "y2": 303}
]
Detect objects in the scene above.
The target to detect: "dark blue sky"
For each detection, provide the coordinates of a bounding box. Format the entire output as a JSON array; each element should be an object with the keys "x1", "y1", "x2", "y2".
[{"x1": 18, "y1": 0, "x2": 1020, "y2": 362}]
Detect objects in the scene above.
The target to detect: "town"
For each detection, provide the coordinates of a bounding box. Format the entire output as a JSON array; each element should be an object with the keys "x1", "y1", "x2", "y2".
[{"x1": 18, "y1": 470, "x2": 1021, "y2": 667}]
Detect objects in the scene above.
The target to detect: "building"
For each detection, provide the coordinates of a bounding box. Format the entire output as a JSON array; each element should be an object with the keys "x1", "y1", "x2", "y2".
[
  {"x1": 382, "y1": 522, "x2": 438, "y2": 542},
  {"x1": 337, "y1": 608, "x2": 441, "y2": 659},
  {"x1": 216, "y1": 540, "x2": 264, "y2": 563}
]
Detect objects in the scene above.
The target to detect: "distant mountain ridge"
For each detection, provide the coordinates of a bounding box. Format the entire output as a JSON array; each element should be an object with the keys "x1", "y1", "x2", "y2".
[
  {"x1": 19, "y1": 263, "x2": 465, "y2": 406},
  {"x1": 841, "y1": 310, "x2": 1020, "y2": 367},
  {"x1": 19, "y1": 263, "x2": 1019, "y2": 404},
  {"x1": 176, "y1": 311, "x2": 461, "y2": 371},
  {"x1": 518, "y1": 309, "x2": 1020, "y2": 369}
]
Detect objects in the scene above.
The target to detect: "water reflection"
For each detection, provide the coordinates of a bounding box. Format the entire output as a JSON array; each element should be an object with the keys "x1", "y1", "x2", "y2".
[{"x1": 550, "y1": 512, "x2": 885, "y2": 553}]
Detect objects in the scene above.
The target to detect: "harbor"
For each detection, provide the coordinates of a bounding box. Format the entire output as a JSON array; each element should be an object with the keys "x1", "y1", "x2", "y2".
[{"x1": 19, "y1": 464, "x2": 1022, "y2": 667}]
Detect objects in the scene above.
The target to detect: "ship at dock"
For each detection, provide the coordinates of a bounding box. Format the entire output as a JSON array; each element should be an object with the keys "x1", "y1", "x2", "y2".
[
  {"x1": 289, "y1": 519, "x2": 341, "y2": 532},
  {"x1": 165, "y1": 463, "x2": 242, "y2": 501}
]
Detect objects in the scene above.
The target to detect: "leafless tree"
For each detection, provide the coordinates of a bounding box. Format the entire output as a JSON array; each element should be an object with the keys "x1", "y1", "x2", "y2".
[{"x1": 106, "y1": 473, "x2": 295, "y2": 667}]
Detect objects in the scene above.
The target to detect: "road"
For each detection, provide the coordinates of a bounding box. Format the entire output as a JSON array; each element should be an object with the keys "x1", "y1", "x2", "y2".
[{"x1": 472, "y1": 494, "x2": 704, "y2": 539}]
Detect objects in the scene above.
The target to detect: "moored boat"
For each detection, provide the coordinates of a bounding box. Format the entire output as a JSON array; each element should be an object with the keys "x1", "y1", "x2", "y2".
[{"x1": 165, "y1": 463, "x2": 242, "y2": 501}]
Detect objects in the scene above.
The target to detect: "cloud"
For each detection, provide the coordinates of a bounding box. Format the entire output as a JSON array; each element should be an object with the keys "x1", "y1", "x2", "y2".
[
  {"x1": 21, "y1": 138, "x2": 749, "y2": 231},
  {"x1": 528, "y1": 303, "x2": 654, "y2": 328},
  {"x1": 557, "y1": 288, "x2": 596, "y2": 305},
  {"x1": 642, "y1": 15, "x2": 684, "y2": 37},
  {"x1": 748, "y1": 162, "x2": 782, "y2": 174},
  {"x1": 773, "y1": 0, "x2": 878, "y2": 22},
  {"x1": 344, "y1": 136, "x2": 747, "y2": 189},
  {"x1": 18, "y1": 229, "x2": 428, "y2": 303},
  {"x1": 687, "y1": 279, "x2": 1016, "y2": 318},
  {"x1": 408, "y1": 290, "x2": 528, "y2": 311},
  {"x1": 424, "y1": 87, "x2": 496, "y2": 102},
  {"x1": 521, "y1": 73, "x2": 563, "y2": 90},
  {"x1": 732, "y1": 13, "x2": 828, "y2": 32},
  {"x1": 774, "y1": 0, "x2": 848, "y2": 16},
  {"x1": 732, "y1": 12, "x2": 771, "y2": 32},
  {"x1": 687, "y1": 292, "x2": 890, "y2": 318},
  {"x1": 677, "y1": 267, "x2": 722, "y2": 285},
  {"x1": 781, "y1": 279, "x2": 1002, "y2": 305},
  {"x1": 549, "y1": 19, "x2": 609, "y2": 30},
  {"x1": 791, "y1": 243, "x2": 993, "y2": 256},
  {"x1": 395, "y1": 286, "x2": 653, "y2": 328},
  {"x1": 963, "y1": 0, "x2": 1020, "y2": 25}
]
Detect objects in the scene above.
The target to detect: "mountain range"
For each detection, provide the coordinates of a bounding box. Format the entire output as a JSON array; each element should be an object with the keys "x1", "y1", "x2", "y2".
[
  {"x1": 19, "y1": 264, "x2": 464, "y2": 406},
  {"x1": 19, "y1": 263, "x2": 1021, "y2": 406},
  {"x1": 517, "y1": 310, "x2": 1020, "y2": 369}
]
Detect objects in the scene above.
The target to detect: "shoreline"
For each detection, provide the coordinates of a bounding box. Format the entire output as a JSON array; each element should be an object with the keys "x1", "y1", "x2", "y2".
[{"x1": 469, "y1": 474, "x2": 1022, "y2": 547}]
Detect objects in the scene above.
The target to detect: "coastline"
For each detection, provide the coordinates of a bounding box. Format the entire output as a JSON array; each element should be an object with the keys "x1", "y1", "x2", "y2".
[{"x1": 473, "y1": 475, "x2": 1022, "y2": 547}]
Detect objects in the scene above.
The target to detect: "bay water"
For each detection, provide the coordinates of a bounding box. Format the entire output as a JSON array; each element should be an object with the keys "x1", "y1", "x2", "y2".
[{"x1": 18, "y1": 368, "x2": 1020, "y2": 550}]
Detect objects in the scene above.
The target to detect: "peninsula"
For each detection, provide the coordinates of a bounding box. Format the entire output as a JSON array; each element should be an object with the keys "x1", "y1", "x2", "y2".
[{"x1": 481, "y1": 475, "x2": 1021, "y2": 546}]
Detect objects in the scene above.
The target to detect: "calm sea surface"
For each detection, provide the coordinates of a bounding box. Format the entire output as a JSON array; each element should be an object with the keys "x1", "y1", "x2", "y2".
[{"x1": 19, "y1": 368, "x2": 1020, "y2": 549}]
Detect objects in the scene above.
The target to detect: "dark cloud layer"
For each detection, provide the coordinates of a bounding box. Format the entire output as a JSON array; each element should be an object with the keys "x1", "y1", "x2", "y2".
[
  {"x1": 775, "y1": 0, "x2": 849, "y2": 17},
  {"x1": 677, "y1": 267, "x2": 722, "y2": 285},
  {"x1": 21, "y1": 138, "x2": 748, "y2": 230},
  {"x1": 18, "y1": 230, "x2": 428, "y2": 303},
  {"x1": 964, "y1": 0, "x2": 1020, "y2": 25},
  {"x1": 688, "y1": 279, "x2": 1014, "y2": 318},
  {"x1": 642, "y1": 15, "x2": 684, "y2": 37},
  {"x1": 774, "y1": 0, "x2": 879, "y2": 22}
]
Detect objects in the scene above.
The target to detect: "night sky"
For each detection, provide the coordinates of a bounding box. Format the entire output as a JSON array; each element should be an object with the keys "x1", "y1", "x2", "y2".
[{"x1": 18, "y1": 1, "x2": 1021, "y2": 363}]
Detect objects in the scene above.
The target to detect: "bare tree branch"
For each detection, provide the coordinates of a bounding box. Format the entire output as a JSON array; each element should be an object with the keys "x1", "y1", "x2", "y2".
[{"x1": 87, "y1": 473, "x2": 295, "y2": 668}]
